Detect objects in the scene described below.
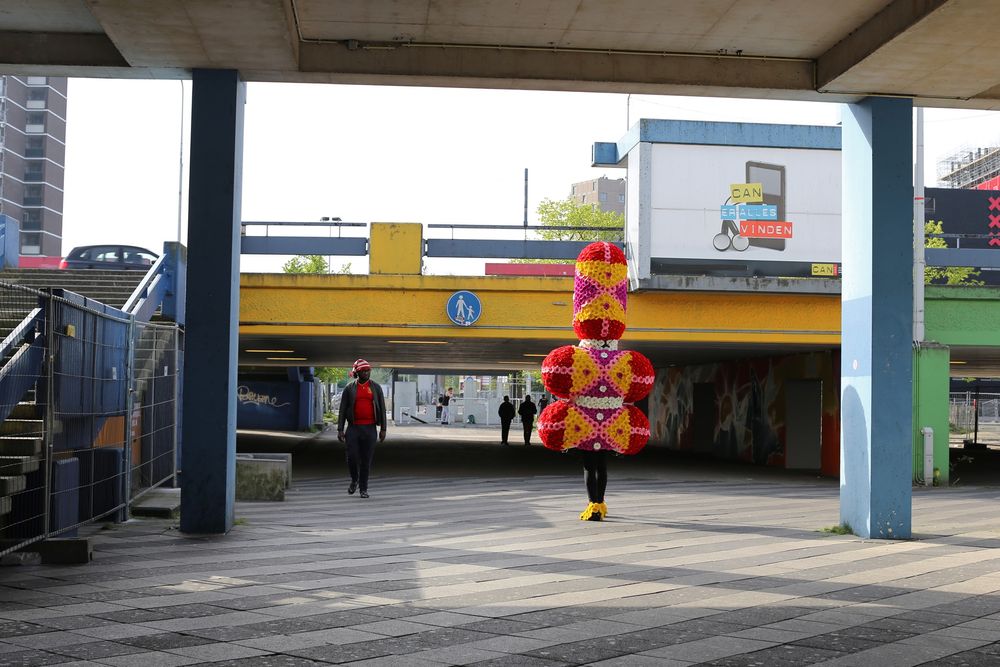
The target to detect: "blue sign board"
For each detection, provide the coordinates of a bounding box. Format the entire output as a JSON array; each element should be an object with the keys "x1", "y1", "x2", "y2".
[
  {"x1": 720, "y1": 204, "x2": 778, "y2": 220},
  {"x1": 447, "y1": 291, "x2": 481, "y2": 326}
]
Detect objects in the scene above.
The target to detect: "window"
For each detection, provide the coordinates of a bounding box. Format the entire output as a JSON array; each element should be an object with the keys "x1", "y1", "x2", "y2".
[
  {"x1": 20, "y1": 232, "x2": 41, "y2": 254},
  {"x1": 25, "y1": 111, "x2": 45, "y2": 133},
  {"x1": 24, "y1": 162, "x2": 44, "y2": 182},
  {"x1": 571, "y1": 185, "x2": 576, "y2": 195},
  {"x1": 24, "y1": 136, "x2": 44, "y2": 158},
  {"x1": 25, "y1": 76, "x2": 47, "y2": 85},
  {"x1": 122, "y1": 248, "x2": 156, "y2": 265},
  {"x1": 618, "y1": 194, "x2": 625, "y2": 203},
  {"x1": 599, "y1": 192, "x2": 608, "y2": 202},
  {"x1": 23, "y1": 184, "x2": 43, "y2": 206},
  {"x1": 26, "y1": 88, "x2": 47, "y2": 109},
  {"x1": 94, "y1": 247, "x2": 120, "y2": 262},
  {"x1": 21, "y1": 209, "x2": 42, "y2": 231}
]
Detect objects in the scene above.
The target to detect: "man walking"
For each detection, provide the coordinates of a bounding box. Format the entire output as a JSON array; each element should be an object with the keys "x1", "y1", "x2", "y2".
[
  {"x1": 498, "y1": 395, "x2": 515, "y2": 446},
  {"x1": 518, "y1": 394, "x2": 537, "y2": 446},
  {"x1": 337, "y1": 359, "x2": 386, "y2": 498}
]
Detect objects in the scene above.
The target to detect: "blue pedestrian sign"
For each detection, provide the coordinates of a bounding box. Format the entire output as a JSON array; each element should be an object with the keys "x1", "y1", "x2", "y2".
[{"x1": 447, "y1": 291, "x2": 481, "y2": 327}]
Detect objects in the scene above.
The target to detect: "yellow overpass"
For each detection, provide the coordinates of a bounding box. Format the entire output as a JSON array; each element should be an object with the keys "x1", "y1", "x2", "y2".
[
  {"x1": 239, "y1": 223, "x2": 840, "y2": 370},
  {"x1": 239, "y1": 273, "x2": 840, "y2": 371}
]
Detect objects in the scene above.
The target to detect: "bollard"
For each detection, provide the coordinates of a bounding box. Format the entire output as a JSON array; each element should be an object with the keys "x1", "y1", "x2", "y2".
[{"x1": 921, "y1": 426, "x2": 934, "y2": 487}]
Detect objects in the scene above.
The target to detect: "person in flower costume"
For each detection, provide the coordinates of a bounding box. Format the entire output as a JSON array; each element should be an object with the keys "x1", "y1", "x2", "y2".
[{"x1": 537, "y1": 242, "x2": 654, "y2": 521}]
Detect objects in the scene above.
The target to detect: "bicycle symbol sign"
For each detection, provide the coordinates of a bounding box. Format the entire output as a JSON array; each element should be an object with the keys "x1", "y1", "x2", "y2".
[{"x1": 447, "y1": 291, "x2": 481, "y2": 327}]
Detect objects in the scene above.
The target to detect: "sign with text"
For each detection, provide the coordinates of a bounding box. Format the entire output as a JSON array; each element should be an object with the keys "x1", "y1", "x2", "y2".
[
  {"x1": 730, "y1": 183, "x2": 763, "y2": 203},
  {"x1": 639, "y1": 143, "x2": 841, "y2": 267}
]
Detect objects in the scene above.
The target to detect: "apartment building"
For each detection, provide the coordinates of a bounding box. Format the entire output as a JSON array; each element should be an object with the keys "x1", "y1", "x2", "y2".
[
  {"x1": 569, "y1": 176, "x2": 625, "y2": 216},
  {"x1": 0, "y1": 75, "x2": 67, "y2": 256}
]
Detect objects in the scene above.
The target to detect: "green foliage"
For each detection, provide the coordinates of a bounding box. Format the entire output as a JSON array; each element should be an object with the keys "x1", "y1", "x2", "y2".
[
  {"x1": 515, "y1": 197, "x2": 624, "y2": 264},
  {"x1": 282, "y1": 255, "x2": 329, "y2": 274},
  {"x1": 924, "y1": 220, "x2": 983, "y2": 286},
  {"x1": 315, "y1": 367, "x2": 349, "y2": 385},
  {"x1": 820, "y1": 523, "x2": 854, "y2": 535},
  {"x1": 282, "y1": 256, "x2": 353, "y2": 274}
]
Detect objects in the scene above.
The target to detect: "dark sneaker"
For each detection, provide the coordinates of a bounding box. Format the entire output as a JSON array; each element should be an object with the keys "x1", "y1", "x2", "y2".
[
  {"x1": 348, "y1": 482, "x2": 357, "y2": 495},
  {"x1": 360, "y1": 491, "x2": 370, "y2": 499}
]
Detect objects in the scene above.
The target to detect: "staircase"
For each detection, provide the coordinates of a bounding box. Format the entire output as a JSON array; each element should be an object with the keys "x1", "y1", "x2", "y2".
[
  {"x1": 0, "y1": 268, "x2": 145, "y2": 311},
  {"x1": 0, "y1": 269, "x2": 146, "y2": 544}
]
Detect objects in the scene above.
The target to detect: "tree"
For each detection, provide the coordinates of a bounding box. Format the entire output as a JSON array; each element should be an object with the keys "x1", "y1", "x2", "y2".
[
  {"x1": 535, "y1": 197, "x2": 624, "y2": 242},
  {"x1": 281, "y1": 256, "x2": 353, "y2": 274},
  {"x1": 924, "y1": 220, "x2": 983, "y2": 285},
  {"x1": 514, "y1": 198, "x2": 624, "y2": 263},
  {"x1": 315, "y1": 367, "x2": 349, "y2": 385},
  {"x1": 282, "y1": 255, "x2": 329, "y2": 274}
]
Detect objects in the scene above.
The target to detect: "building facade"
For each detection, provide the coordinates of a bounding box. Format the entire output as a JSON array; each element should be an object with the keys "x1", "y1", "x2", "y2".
[
  {"x1": 569, "y1": 176, "x2": 625, "y2": 216},
  {"x1": 0, "y1": 76, "x2": 67, "y2": 257}
]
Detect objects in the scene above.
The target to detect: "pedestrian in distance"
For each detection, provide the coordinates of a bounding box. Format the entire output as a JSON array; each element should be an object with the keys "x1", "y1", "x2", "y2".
[
  {"x1": 538, "y1": 395, "x2": 549, "y2": 412},
  {"x1": 498, "y1": 395, "x2": 516, "y2": 446},
  {"x1": 518, "y1": 394, "x2": 537, "y2": 446},
  {"x1": 440, "y1": 387, "x2": 453, "y2": 425},
  {"x1": 337, "y1": 359, "x2": 386, "y2": 499}
]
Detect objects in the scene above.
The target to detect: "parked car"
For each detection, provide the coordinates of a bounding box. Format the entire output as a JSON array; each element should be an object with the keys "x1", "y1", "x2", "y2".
[{"x1": 59, "y1": 245, "x2": 159, "y2": 270}]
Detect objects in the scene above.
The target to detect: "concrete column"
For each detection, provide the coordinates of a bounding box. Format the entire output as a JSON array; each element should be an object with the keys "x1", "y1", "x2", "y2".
[
  {"x1": 180, "y1": 70, "x2": 245, "y2": 534},
  {"x1": 840, "y1": 97, "x2": 913, "y2": 539}
]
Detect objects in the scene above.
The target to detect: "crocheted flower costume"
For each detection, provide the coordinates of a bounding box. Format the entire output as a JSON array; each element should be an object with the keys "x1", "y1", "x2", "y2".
[{"x1": 537, "y1": 242, "x2": 654, "y2": 454}]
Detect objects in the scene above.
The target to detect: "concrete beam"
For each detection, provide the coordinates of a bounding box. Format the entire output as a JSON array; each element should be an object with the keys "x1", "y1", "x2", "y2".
[
  {"x1": 0, "y1": 31, "x2": 127, "y2": 67},
  {"x1": 300, "y1": 41, "x2": 814, "y2": 94},
  {"x1": 817, "y1": 0, "x2": 947, "y2": 92}
]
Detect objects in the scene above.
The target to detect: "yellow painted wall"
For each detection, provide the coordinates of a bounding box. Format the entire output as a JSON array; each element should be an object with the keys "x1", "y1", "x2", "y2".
[
  {"x1": 369, "y1": 223, "x2": 422, "y2": 275},
  {"x1": 240, "y1": 272, "x2": 840, "y2": 345}
]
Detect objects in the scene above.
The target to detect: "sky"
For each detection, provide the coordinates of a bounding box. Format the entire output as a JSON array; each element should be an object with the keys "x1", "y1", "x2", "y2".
[{"x1": 61, "y1": 79, "x2": 1000, "y2": 274}]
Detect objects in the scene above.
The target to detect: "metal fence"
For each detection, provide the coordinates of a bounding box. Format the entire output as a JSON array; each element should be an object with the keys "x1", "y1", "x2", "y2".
[
  {"x1": 0, "y1": 283, "x2": 181, "y2": 557},
  {"x1": 949, "y1": 391, "x2": 1000, "y2": 447}
]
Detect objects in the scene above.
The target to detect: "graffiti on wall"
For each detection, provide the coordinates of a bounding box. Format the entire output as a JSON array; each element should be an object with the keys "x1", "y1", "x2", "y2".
[{"x1": 648, "y1": 351, "x2": 840, "y2": 473}]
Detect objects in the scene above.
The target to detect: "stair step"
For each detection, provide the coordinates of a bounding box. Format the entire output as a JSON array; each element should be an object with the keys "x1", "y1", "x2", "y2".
[
  {"x1": 0, "y1": 456, "x2": 39, "y2": 475},
  {"x1": 0, "y1": 496, "x2": 9, "y2": 517},
  {"x1": 0, "y1": 437, "x2": 42, "y2": 457},
  {"x1": 0, "y1": 475, "x2": 26, "y2": 495},
  {"x1": 0, "y1": 420, "x2": 44, "y2": 437},
  {"x1": 9, "y1": 403, "x2": 39, "y2": 420}
]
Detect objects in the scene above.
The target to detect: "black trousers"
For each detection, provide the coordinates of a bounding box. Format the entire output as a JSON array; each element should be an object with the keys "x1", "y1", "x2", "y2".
[
  {"x1": 345, "y1": 424, "x2": 377, "y2": 491},
  {"x1": 582, "y1": 450, "x2": 608, "y2": 502},
  {"x1": 500, "y1": 418, "x2": 512, "y2": 444},
  {"x1": 522, "y1": 420, "x2": 533, "y2": 445}
]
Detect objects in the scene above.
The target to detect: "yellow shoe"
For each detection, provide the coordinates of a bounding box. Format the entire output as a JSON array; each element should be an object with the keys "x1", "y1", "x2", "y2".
[
  {"x1": 596, "y1": 502, "x2": 608, "y2": 519},
  {"x1": 579, "y1": 502, "x2": 602, "y2": 521}
]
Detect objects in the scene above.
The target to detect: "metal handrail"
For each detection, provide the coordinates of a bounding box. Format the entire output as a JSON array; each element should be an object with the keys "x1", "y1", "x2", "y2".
[
  {"x1": 0, "y1": 307, "x2": 42, "y2": 360},
  {"x1": 123, "y1": 254, "x2": 166, "y2": 314}
]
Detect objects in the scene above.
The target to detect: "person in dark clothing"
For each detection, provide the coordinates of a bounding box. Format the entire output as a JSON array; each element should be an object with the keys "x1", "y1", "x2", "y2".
[
  {"x1": 498, "y1": 395, "x2": 516, "y2": 446},
  {"x1": 538, "y1": 395, "x2": 549, "y2": 412},
  {"x1": 518, "y1": 395, "x2": 537, "y2": 446},
  {"x1": 580, "y1": 450, "x2": 608, "y2": 521},
  {"x1": 440, "y1": 387, "x2": 453, "y2": 425},
  {"x1": 337, "y1": 359, "x2": 386, "y2": 499}
]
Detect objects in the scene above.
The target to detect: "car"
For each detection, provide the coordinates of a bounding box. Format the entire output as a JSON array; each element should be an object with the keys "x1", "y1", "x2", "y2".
[{"x1": 59, "y1": 244, "x2": 159, "y2": 270}]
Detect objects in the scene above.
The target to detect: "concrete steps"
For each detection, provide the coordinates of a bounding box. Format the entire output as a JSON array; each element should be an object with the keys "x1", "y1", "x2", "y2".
[{"x1": 0, "y1": 268, "x2": 145, "y2": 309}]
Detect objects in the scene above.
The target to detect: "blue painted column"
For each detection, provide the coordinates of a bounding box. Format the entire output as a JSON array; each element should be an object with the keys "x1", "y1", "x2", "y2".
[
  {"x1": 840, "y1": 97, "x2": 913, "y2": 539},
  {"x1": 180, "y1": 70, "x2": 245, "y2": 534}
]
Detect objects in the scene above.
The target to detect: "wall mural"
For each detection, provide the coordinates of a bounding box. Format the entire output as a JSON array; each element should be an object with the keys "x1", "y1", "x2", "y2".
[{"x1": 648, "y1": 351, "x2": 840, "y2": 475}]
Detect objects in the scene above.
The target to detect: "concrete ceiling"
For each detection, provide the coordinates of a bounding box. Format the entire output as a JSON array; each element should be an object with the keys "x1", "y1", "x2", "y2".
[
  {"x1": 1, "y1": 0, "x2": 999, "y2": 108},
  {"x1": 238, "y1": 330, "x2": 833, "y2": 374}
]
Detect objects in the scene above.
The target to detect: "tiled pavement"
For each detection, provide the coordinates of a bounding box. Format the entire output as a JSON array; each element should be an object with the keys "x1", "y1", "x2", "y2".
[{"x1": 2, "y1": 432, "x2": 1000, "y2": 666}]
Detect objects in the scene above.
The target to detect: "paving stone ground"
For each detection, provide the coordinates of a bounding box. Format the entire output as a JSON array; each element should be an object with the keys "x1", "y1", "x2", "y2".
[{"x1": 1, "y1": 428, "x2": 999, "y2": 666}]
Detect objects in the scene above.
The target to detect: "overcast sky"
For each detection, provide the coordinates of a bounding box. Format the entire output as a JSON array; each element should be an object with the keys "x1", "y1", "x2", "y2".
[{"x1": 61, "y1": 79, "x2": 1000, "y2": 274}]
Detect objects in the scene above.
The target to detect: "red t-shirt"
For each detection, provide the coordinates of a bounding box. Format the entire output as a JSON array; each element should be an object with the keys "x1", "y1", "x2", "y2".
[{"x1": 353, "y1": 381, "x2": 376, "y2": 425}]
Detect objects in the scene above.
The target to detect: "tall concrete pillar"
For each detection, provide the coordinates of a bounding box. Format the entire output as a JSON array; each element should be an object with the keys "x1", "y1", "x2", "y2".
[
  {"x1": 840, "y1": 97, "x2": 913, "y2": 539},
  {"x1": 180, "y1": 70, "x2": 245, "y2": 534}
]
